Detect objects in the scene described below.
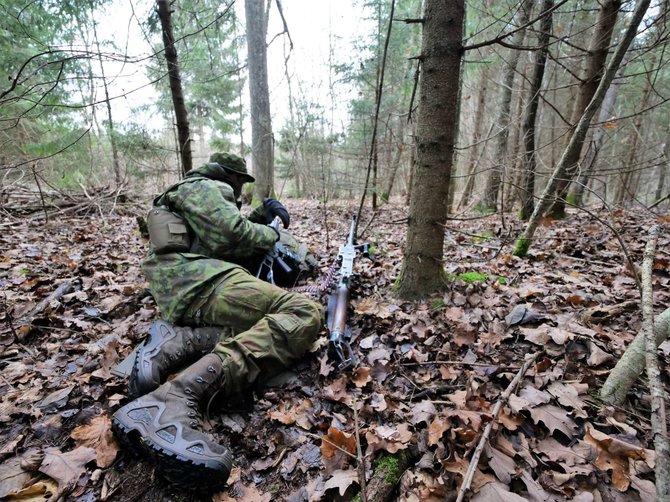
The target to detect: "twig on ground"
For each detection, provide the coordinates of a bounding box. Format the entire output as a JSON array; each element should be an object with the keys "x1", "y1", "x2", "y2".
[
  {"x1": 641, "y1": 225, "x2": 670, "y2": 500},
  {"x1": 304, "y1": 432, "x2": 358, "y2": 461},
  {"x1": 353, "y1": 397, "x2": 368, "y2": 502},
  {"x1": 455, "y1": 352, "x2": 540, "y2": 502},
  {"x1": 400, "y1": 360, "x2": 521, "y2": 370}
]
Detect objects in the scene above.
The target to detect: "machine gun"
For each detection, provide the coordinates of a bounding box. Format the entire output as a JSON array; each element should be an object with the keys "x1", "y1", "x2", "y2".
[{"x1": 327, "y1": 216, "x2": 371, "y2": 371}]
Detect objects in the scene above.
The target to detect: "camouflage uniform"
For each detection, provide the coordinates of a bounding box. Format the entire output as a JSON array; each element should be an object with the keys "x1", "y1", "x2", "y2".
[{"x1": 142, "y1": 162, "x2": 323, "y2": 395}]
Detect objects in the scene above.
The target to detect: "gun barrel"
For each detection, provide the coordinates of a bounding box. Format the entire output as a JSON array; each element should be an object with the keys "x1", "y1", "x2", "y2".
[
  {"x1": 330, "y1": 284, "x2": 350, "y2": 335},
  {"x1": 347, "y1": 216, "x2": 356, "y2": 247}
]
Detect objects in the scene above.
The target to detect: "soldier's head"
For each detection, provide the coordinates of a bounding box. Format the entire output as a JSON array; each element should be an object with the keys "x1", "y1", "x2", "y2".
[{"x1": 209, "y1": 152, "x2": 254, "y2": 198}]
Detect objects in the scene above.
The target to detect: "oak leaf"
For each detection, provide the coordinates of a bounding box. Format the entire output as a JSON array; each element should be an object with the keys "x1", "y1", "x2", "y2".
[
  {"x1": 70, "y1": 415, "x2": 120, "y2": 468},
  {"x1": 471, "y1": 481, "x2": 528, "y2": 501},
  {"x1": 38, "y1": 446, "x2": 96, "y2": 496},
  {"x1": 323, "y1": 469, "x2": 358, "y2": 497},
  {"x1": 427, "y1": 416, "x2": 450, "y2": 446},
  {"x1": 528, "y1": 405, "x2": 578, "y2": 437},
  {"x1": 321, "y1": 426, "x2": 356, "y2": 474}
]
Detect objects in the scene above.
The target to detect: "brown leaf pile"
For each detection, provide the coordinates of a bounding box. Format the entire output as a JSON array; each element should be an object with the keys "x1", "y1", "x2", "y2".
[{"x1": 1, "y1": 200, "x2": 668, "y2": 501}]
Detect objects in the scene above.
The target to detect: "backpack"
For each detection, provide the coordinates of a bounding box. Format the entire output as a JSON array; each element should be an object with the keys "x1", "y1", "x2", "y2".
[{"x1": 146, "y1": 206, "x2": 191, "y2": 254}]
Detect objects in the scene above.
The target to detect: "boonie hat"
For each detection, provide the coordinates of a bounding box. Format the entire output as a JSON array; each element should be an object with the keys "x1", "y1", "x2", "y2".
[{"x1": 209, "y1": 152, "x2": 255, "y2": 183}]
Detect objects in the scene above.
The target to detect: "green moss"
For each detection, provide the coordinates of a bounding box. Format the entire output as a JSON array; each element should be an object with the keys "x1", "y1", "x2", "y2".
[
  {"x1": 513, "y1": 237, "x2": 530, "y2": 257},
  {"x1": 472, "y1": 204, "x2": 495, "y2": 216},
  {"x1": 472, "y1": 230, "x2": 494, "y2": 243},
  {"x1": 374, "y1": 454, "x2": 401, "y2": 483},
  {"x1": 498, "y1": 276, "x2": 507, "y2": 285}
]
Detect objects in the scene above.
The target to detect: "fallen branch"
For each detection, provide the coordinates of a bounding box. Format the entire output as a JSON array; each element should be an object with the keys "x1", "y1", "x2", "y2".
[
  {"x1": 353, "y1": 397, "x2": 367, "y2": 502},
  {"x1": 641, "y1": 225, "x2": 670, "y2": 501},
  {"x1": 22, "y1": 280, "x2": 73, "y2": 321},
  {"x1": 580, "y1": 300, "x2": 639, "y2": 324},
  {"x1": 600, "y1": 307, "x2": 670, "y2": 405},
  {"x1": 455, "y1": 352, "x2": 540, "y2": 502}
]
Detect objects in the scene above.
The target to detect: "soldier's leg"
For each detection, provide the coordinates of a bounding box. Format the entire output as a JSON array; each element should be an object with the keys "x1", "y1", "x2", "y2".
[{"x1": 192, "y1": 268, "x2": 323, "y2": 395}]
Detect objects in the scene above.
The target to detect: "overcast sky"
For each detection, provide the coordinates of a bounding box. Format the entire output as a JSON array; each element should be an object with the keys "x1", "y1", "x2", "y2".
[{"x1": 96, "y1": 0, "x2": 373, "y2": 141}]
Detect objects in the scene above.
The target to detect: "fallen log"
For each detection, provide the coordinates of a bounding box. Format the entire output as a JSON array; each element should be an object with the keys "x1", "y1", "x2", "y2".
[
  {"x1": 600, "y1": 307, "x2": 670, "y2": 405},
  {"x1": 22, "y1": 280, "x2": 74, "y2": 321}
]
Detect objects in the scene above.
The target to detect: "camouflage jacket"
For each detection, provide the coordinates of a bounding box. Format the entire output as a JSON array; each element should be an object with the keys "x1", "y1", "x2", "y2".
[{"x1": 142, "y1": 162, "x2": 278, "y2": 322}]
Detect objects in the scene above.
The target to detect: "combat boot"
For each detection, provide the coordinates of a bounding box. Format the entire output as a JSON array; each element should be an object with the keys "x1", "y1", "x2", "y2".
[
  {"x1": 129, "y1": 320, "x2": 224, "y2": 398},
  {"x1": 113, "y1": 353, "x2": 232, "y2": 492}
]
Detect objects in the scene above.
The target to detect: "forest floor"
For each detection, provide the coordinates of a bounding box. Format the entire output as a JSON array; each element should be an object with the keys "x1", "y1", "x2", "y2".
[{"x1": 0, "y1": 198, "x2": 669, "y2": 502}]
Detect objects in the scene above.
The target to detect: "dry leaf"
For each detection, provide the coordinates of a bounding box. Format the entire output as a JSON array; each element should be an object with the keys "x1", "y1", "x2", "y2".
[
  {"x1": 485, "y1": 445, "x2": 517, "y2": 484},
  {"x1": 322, "y1": 469, "x2": 358, "y2": 497},
  {"x1": 547, "y1": 382, "x2": 588, "y2": 418},
  {"x1": 351, "y1": 367, "x2": 371, "y2": 388},
  {"x1": 70, "y1": 415, "x2": 120, "y2": 468},
  {"x1": 528, "y1": 405, "x2": 578, "y2": 437},
  {"x1": 427, "y1": 416, "x2": 450, "y2": 446},
  {"x1": 321, "y1": 426, "x2": 356, "y2": 474},
  {"x1": 471, "y1": 481, "x2": 529, "y2": 501},
  {"x1": 38, "y1": 446, "x2": 96, "y2": 496}
]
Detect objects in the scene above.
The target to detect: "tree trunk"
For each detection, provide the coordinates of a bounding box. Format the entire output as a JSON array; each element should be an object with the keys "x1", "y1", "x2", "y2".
[
  {"x1": 569, "y1": 64, "x2": 625, "y2": 207},
  {"x1": 384, "y1": 119, "x2": 405, "y2": 201},
  {"x1": 519, "y1": 0, "x2": 553, "y2": 220},
  {"x1": 614, "y1": 55, "x2": 655, "y2": 206},
  {"x1": 514, "y1": 0, "x2": 651, "y2": 257},
  {"x1": 545, "y1": 0, "x2": 621, "y2": 218},
  {"x1": 504, "y1": 60, "x2": 530, "y2": 212},
  {"x1": 478, "y1": 0, "x2": 532, "y2": 212},
  {"x1": 459, "y1": 1, "x2": 491, "y2": 209},
  {"x1": 245, "y1": 0, "x2": 274, "y2": 199},
  {"x1": 91, "y1": 14, "x2": 122, "y2": 187},
  {"x1": 157, "y1": 0, "x2": 192, "y2": 175},
  {"x1": 656, "y1": 122, "x2": 670, "y2": 203},
  {"x1": 395, "y1": 0, "x2": 464, "y2": 300}
]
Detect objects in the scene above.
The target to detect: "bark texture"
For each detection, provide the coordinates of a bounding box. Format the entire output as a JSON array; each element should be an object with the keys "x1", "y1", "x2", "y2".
[
  {"x1": 157, "y1": 0, "x2": 192, "y2": 175},
  {"x1": 639, "y1": 227, "x2": 670, "y2": 501},
  {"x1": 245, "y1": 0, "x2": 274, "y2": 199},
  {"x1": 600, "y1": 308, "x2": 670, "y2": 405},
  {"x1": 546, "y1": 0, "x2": 621, "y2": 218},
  {"x1": 519, "y1": 0, "x2": 553, "y2": 220},
  {"x1": 513, "y1": 0, "x2": 650, "y2": 257},
  {"x1": 395, "y1": 0, "x2": 464, "y2": 300}
]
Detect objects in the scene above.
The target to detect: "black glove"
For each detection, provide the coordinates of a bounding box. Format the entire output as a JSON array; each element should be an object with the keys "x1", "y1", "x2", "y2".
[{"x1": 263, "y1": 198, "x2": 290, "y2": 229}]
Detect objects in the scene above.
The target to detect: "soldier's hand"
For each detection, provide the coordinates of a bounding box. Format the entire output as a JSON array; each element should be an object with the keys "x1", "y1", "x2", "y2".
[{"x1": 263, "y1": 198, "x2": 290, "y2": 228}]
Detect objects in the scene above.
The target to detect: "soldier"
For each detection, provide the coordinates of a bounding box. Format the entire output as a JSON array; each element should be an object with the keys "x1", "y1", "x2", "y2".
[{"x1": 112, "y1": 152, "x2": 323, "y2": 491}]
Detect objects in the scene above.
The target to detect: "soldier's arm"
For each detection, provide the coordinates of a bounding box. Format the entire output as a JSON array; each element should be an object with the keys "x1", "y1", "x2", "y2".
[
  {"x1": 171, "y1": 180, "x2": 278, "y2": 257},
  {"x1": 247, "y1": 204, "x2": 267, "y2": 224}
]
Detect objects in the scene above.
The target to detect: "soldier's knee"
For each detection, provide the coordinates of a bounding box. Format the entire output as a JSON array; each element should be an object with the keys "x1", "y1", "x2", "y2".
[{"x1": 286, "y1": 295, "x2": 323, "y2": 332}]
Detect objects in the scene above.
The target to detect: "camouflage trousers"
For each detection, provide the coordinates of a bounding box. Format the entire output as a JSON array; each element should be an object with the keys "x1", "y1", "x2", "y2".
[{"x1": 183, "y1": 267, "x2": 323, "y2": 396}]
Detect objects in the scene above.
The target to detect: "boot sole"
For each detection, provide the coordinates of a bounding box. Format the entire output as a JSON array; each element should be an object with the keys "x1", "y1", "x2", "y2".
[{"x1": 112, "y1": 410, "x2": 233, "y2": 492}]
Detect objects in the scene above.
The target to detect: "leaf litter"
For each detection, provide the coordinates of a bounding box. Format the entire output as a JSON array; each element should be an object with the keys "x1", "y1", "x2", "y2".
[{"x1": 0, "y1": 201, "x2": 668, "y2": 500}]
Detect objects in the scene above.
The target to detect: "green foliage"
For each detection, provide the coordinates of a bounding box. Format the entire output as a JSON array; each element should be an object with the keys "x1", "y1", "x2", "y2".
[
  {"x1": 452, "y1": 271, "x2": 489, "y2": 284},
  {"x1": 471, "y1": 230, "x2": 494, "y2": 243},
  {"x1": 513, "y1": 238, "x2": 531, "y2": 257},
  {"x1": 146, "y1": 1, "x2": 244, "y2": 149}
]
